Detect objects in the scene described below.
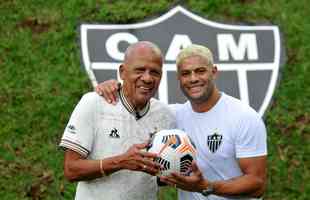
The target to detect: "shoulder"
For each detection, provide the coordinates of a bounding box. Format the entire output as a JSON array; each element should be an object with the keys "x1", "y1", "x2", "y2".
[
  {"x1": 169, "y1": 102, "x2": 188, "y2": 112},
  {"x1": 75, "y1": 92, "x2": 117, "y2": 115},
  {"x1": 148, "y1": 99, "x2": 176, "y2": 129},
  {"x1": 80, "y1": 92, "x2": 110, "y2": 106},
  {"x1": 80, "y1": 91, "x2": 100, "y2": 102},
  {"x1": 150, "y1": 98, "x2": 172, "y2": 113},
  {"x1": 222, "y1": 93, "x2": 264, "y2": 127},
  {"x1": 174, "y1": 101, "x2": 191, "y2": 117},
  {"x1": 223, "y1": 94, "x2": 259, "y2": 116},
  {"x1": 149, "y1": 98, "x2": 176, "y2": 119}
]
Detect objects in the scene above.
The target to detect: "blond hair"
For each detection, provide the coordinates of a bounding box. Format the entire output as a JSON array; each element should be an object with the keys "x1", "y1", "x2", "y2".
[{"x1": 176, "y1": 44, "x2": 214, "y2": 67}]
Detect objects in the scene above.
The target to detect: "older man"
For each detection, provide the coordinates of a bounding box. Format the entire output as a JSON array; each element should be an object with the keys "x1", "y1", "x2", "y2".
[
  {"x1": 59, "y1": 41, "x2": 176, "y2": 200},
  {"x1": 96, "y1": 44, "x2": 267, "y2": 200}
]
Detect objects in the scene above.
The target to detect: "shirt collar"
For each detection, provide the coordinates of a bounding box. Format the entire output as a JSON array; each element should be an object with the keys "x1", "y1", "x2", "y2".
[{"x1": 119, "y1": 88, "x2": 150, "y2": 120}]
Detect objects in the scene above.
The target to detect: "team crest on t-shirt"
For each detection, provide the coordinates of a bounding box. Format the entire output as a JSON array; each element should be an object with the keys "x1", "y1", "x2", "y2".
[{"x1": 207, "y1": 130, "x2": 223, "y2": 153}]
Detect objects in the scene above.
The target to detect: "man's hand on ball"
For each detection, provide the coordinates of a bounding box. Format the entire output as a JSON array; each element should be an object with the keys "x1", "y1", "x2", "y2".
[
  {"x1": 159, "y1": 161, "x2": 207, "y2": 192},
  {"x1": 119, "y1": 142, "x2": 160, "y2": 176},
  {"x1": 95, "y1": 79, "x2": 120, "y2": 104}
]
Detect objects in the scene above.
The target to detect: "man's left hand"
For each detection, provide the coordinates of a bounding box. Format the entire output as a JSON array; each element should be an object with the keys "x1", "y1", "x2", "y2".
[{"x1": 159, "y1": 161, "x2": 209, "y2": 192}]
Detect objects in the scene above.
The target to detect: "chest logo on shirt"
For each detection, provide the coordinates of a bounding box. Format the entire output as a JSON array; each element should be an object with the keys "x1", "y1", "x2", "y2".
[
  {"x1": 109, "y1": 128, "x2": 120, "y2": 138},
  {"x1": 207, "y1": 130, "x2": 223, "y2": 153}
]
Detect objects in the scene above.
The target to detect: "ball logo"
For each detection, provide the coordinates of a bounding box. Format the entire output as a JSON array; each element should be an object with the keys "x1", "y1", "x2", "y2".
[
  {"x1": 79, "y1": 6, "x2": 285, "y2": 116},
  {"x1": 161, "y1": 134, "x2": 181, "y2": 149},
  {"x1": 159, "y1": 134, "x2": 195, "y2": 155},
  {"x1": 154, "y1": 157, "x2": 170, "y2": 171},
  {"x1": 180, "y1": 154, "x2": 194, "y2": 175},
  {"x1": 148, "y1": 129, "x2": 196, "y2": 176}
]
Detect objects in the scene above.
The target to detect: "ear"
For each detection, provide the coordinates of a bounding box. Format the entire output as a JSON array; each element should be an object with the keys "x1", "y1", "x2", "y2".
[
  {"x1": 211, "y1": 65, "x2": 218, "y2": 79},
  {"x1": 119, "y1": 64, "x2": 125, "y2": 80}
]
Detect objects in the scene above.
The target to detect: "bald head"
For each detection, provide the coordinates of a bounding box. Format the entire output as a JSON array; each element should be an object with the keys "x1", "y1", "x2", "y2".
[
  {"x1": 124, "y1": 41, "x2": 163, "y2": 65},
  {"x1": 119, "y1": 41, "x2": 163, "y2": 110}
]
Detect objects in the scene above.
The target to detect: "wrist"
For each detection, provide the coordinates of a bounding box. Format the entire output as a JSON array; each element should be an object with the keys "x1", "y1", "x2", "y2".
[
  {"x1": 200, "y1": 181, "x2": 215, "y2": 196},
  {"x1": 99, "y1": 156, "x2": 123, "y2": 176},
  {"x1": 114, "y1": 154, "x2": 125, "y2": 170}
]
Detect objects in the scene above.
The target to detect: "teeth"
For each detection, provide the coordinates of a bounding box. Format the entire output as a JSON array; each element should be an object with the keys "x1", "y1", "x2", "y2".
[
  {"x1": 188, "y1": 86, "x2": 202, "y2": 92},
  {"x1": 190, "y1": 86, "x2": 201, "y2": 89},
  {"x1": 139, "y1": 86, "x2": 151, "y2": 90}
]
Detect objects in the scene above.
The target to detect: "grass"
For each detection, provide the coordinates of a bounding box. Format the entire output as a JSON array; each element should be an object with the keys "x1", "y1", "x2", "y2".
[{"x1": 0, "y1": 0, "x2": 309, "y2": 199}]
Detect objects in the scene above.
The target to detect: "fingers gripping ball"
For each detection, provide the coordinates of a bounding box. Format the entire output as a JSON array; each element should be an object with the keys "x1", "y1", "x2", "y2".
[{"x1": 148, "y1": 129, "x2": 196, "y2": 176}]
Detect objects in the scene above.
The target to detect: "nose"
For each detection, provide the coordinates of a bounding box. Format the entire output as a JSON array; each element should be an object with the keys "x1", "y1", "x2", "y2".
[
  {"x1": 141, "y1": 71, "x2": 153, "y2": 83},
  {"x1": 189, "y1": 72, "x2": 199, "y2": 83}
]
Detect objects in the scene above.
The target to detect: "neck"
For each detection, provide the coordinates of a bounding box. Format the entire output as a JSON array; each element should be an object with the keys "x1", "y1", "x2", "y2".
[
  {"x1": 122, "y1": 89, "x2": 146, "y2": 111},
  {"x1": 134, "y1": 102, "x2": 146, "y2": 111},
  {"x1": 190, "y1": 88, "x2": 221, "y2": 113}
]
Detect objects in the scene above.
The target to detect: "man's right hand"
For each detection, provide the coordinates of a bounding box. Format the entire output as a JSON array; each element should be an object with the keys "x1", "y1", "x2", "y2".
[
  {"x1": 95, "y1": 79, "x2": 120, "y2": 105},
  {"x1": 118, "y1": 142, "x2": 160, "y2": 176}
]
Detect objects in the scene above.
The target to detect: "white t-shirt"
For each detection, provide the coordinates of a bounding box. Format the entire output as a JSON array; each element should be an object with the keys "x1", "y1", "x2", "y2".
[
  {"x1": 59, "y1": 91, "x2": 176, "y2": 200},
  {"x1": 173, "y1": 93, "x2": 267, "y2": 200}
]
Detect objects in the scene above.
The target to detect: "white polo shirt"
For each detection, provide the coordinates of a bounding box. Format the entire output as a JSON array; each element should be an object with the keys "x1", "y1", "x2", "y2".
[
  {"x1": 174, "y1": 93, "x2": 267, "y2": 200},
  {"x1": 59, "y1": 91, "x2": 176, "y2": 200}
]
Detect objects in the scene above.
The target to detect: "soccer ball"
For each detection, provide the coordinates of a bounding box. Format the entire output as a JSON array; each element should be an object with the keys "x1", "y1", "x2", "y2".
[{"x1": 148, "y1": 129, "x2": 196, "y2": 176}]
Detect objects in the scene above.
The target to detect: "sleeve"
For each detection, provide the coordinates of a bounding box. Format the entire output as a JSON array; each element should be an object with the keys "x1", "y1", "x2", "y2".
[
  {"x1": 59, "y1": 92, "x2": 97, "y2": 157},
  {"x1": 235, "y1": 113, "x2": 267, "y2": 158}
]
